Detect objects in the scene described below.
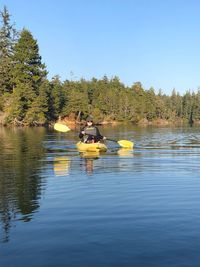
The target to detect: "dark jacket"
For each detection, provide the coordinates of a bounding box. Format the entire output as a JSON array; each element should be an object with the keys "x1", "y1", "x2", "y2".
[{"x1": 79, "y1": 125, "x2": 103, "y2": 143}]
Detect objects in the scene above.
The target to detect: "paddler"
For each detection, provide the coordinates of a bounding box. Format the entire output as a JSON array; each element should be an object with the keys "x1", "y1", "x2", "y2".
[{"x1": 79, "y1": 116, "x2": 106, "y2": 143}]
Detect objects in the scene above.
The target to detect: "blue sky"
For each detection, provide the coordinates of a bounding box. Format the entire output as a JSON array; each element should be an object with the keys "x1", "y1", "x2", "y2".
[{"x1": 1, "y1": 0, "x2": 200, "y2": 95}]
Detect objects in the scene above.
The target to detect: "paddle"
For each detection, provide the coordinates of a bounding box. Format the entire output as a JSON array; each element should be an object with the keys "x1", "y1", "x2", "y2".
[
  {"x1": 54, "y1": 123, "x2": 71, "y2": 133},
  {"x1": 53, "y1": 123, "x2": 134, "y2": 148},
  {"x1": 106, "y1": 138, "x2": 134, "y2": 148}
]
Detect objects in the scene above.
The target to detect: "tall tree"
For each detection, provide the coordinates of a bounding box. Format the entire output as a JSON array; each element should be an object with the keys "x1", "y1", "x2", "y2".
[
  {"x1": 6, "y1": 29, "x2": 47, "y2": 124},
  {"x1": 11, "y1": 29, "x2": 47, "y2": 90},
  {"x1": 25, "y1": 80, "x2": 50, "y2": 125},
  {"x1": 0, "y1": 6, "x2": 17, "y2": 95},
  {"x1": 49, "y1": 76, "x2": 65, "y2": 119},
  {"x1": 62, "y1": 80, "x2": 89, "y2": 120}
]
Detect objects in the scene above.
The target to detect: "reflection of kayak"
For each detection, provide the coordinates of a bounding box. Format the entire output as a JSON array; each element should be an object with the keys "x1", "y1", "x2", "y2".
[
  {"x1": 80, "y1": 151, "x2": 100, "y2": 158},
  {"x1": 76, "y1": 141, "x2": 107, "y2": 152}
]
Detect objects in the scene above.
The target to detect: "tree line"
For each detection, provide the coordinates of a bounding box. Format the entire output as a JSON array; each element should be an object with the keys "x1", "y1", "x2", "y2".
[{"x1": 0, "y1": 6, "x2": 200, "y2": 126}]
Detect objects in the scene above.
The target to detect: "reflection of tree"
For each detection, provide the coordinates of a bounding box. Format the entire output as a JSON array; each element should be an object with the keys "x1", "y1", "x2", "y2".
[
  {"x1": 0, "y1": 189, "x2": 17, "y2": 243},
  {"x1": 0, "y1": 127, "x2": 46, "y2": 242}
]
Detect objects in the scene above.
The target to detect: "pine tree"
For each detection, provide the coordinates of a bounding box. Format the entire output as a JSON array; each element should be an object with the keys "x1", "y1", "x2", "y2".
[
  {"x1": 0, "y1": 6, "x2": 17, "y2": 96},
  {"x1": 11, "y1": 29, "x2": 47, "y2": 91},
  {"x1": 25, "y1": 80, "x2": 50, "y2": 125},
  {"x1": 62, "y1": 80, "x2": 89, "y2": 120},
  {"x1": 4, "y1": 82, "x2": 37, "y2": 124},
  {"x1": 6, "y1": 29, "x2": 47, "y2": 124},
  {"x1": 49, "y1": 76, "x2": 65, "y2": 119}
]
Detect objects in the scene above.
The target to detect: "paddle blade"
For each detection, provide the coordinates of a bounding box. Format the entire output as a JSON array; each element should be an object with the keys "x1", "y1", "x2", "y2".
[
  {"x1": 117, "y1": 140, "x2": 134, "y2": 148},
  {"x1": 54, "y1": 123, "x2": 71, "y2": 132}
]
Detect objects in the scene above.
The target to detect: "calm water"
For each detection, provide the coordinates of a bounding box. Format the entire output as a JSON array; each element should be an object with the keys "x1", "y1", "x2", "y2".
[{"x1": 1, "y1": 125, "x2": 200, "y2": 267}]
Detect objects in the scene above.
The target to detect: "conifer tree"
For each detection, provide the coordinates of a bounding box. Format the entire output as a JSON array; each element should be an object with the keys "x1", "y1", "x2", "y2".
[
  {"x1": 25, "y1": 80, "x2": 50, "y2": 125},
  {"x1": 6, "y1": 29, "x2": 47, "y2": 124},
  {"x1": 11, "y1": 29, "x2": 47, "y2": 90},
  {"x1": 0, "y1": 6, "x2": 17, "y2": 96},
  {"x1": 49, "y1": 76, "x2": 65, "y2": 119},
  {"x1": 62, "y1": 80, "x2": 89, "y2": 119}
]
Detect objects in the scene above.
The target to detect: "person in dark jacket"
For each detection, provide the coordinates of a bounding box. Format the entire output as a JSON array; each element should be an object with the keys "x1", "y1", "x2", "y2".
[{"x1": 79, "y1": 116, "x2": 106, "y2": 143}]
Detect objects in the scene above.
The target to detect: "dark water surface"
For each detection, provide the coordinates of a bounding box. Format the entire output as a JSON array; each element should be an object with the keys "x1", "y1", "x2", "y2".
[{"x1": 1, "y1": 125, "x2": 200, "y2": 267}]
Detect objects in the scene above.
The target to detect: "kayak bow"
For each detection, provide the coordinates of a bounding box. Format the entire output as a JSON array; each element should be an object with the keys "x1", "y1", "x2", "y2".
[{"x1": 76, "y1": 141, "x2": 107, "y2": 152}]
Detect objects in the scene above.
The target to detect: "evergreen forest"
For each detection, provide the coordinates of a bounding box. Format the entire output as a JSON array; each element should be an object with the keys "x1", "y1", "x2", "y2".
[{"x1": 0, "y1": 6, "x2": 200, "y2": 126}]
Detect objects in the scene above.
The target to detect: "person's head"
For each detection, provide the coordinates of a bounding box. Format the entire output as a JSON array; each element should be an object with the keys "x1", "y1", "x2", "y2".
[{"x1": 86, "y1": 116, "x2": 93, "y2": 126}]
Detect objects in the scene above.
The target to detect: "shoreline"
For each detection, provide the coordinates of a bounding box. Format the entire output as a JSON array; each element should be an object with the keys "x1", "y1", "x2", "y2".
[{"x1": 1, "y1": 116, "x2": 200, "y2": 128}]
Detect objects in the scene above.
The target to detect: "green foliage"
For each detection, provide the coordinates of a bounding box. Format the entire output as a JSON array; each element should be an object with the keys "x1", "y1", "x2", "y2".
[
  {"x1": 11, "y1": 29, "x2": 47, "y2": 90},
  {"x1": 5, "y1": 82, "x2": 37, "y2": 124},
  {"x1": 0, "y1": 6, "x2": 18, "y2": 95},
  {"x1": 3, "y1": 28, "x2": 48, "y2": 125},
  {"x1": 24, "y1": 80, "x2": 50, "y2": 125},
  {"x1": 49, "y1": 76, "x2": 65, "y2": 119},
  {"x1": 62, "y1": 80, "x2": 89, "y2": 117}
]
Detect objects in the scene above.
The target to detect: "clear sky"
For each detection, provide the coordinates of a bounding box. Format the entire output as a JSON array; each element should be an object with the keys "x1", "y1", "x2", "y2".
[{"x1": 1, "y1": 0, "x2": 200, "y2": 95}]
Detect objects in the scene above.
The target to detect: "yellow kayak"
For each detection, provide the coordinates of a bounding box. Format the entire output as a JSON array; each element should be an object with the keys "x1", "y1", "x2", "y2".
[{"x1": 76, "y1": 141, "x2": 107, "y2": 152}]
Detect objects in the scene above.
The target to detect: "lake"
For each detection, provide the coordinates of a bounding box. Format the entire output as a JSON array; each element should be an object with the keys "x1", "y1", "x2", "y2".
[{"x1": 1, "y1": 124, "x2": 200, "y2": 267}]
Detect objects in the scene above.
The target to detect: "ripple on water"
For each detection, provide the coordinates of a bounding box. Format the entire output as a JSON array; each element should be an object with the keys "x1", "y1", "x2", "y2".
[{"x1": 2, "y1": 126, "x2": 200, "y2": 267}]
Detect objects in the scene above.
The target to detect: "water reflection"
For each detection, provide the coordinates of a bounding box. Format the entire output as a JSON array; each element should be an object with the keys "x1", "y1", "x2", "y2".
[
  {"x1": 80, "y1": 151, "x2": 100, "y2": 175},
  {"x1": 52, "y1": 148, "x2": 135, "y2": 177},
  {"x1": 3, "y1": 125, "x2": 200, "y2": 267},
  {"x1": 117, "y1": 148, "x2": 134, "y2": 157},
  {"x1": 53, "y1": 153, "x2": 100, "y2": 177},
  {"x1": 2, "y1": 124, "x2": 200, "y2": 246},
  {"x1": 53, "y1": 157, "x2": 71, "y2": 176},
  {"x1": 0, "y1": 127, "x2": 46, "y2": 242}
]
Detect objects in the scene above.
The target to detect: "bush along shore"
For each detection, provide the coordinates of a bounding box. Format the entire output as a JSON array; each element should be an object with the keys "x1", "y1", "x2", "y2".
[{"x1": 0, "y1": 6, "x2": 200, "y2": 128}]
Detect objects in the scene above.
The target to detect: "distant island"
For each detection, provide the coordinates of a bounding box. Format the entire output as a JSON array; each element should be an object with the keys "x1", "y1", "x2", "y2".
[{"x1": 0, "y1": 6, "x2": 199, "y2": 127}]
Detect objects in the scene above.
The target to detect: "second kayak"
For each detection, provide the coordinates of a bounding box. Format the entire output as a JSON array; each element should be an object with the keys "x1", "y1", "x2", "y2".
[{"x1": 76, "y1": 141, "x2": 107, "y2": 152}]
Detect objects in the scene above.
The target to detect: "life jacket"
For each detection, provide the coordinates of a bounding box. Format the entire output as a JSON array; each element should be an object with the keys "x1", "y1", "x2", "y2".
[{"x1": 84, "y1": 126, "x2": 98, "y2": 137}]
